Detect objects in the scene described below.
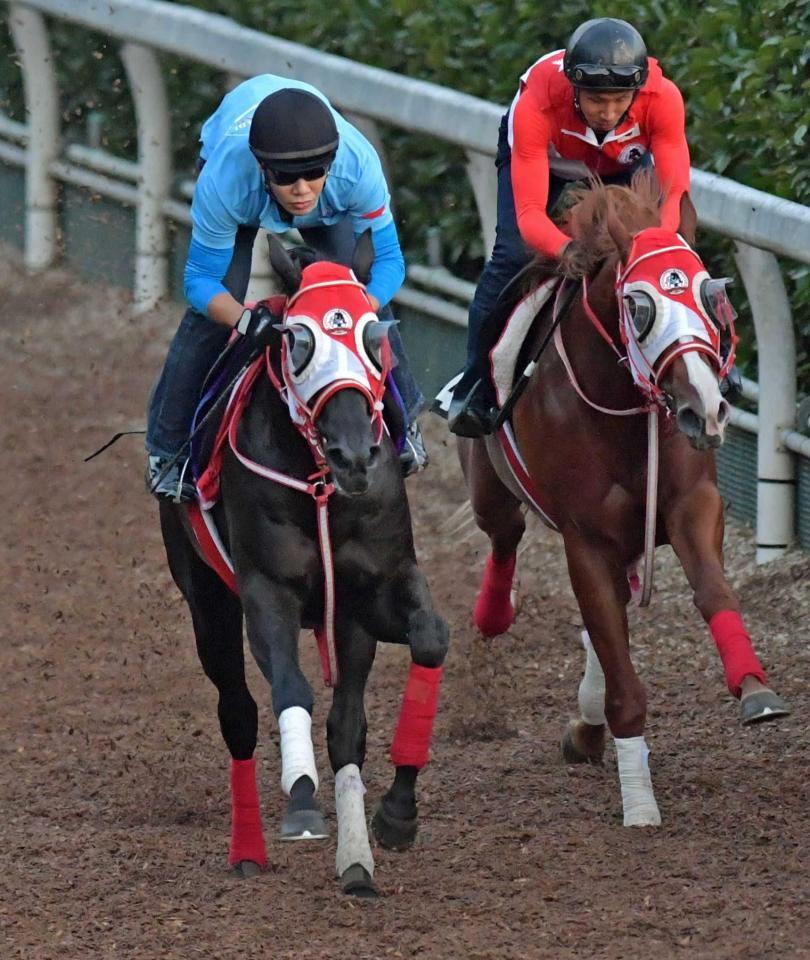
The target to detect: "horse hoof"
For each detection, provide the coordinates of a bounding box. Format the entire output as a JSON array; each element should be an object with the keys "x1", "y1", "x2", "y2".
[
  {"x1": 371, "y1": 802, "x2": 418, "y2": 851},
  {"x1": 740, "y1": 690, "x2": 791, "y2": 725},
  {"x1": 280, "y1": 808, "x2": 329, "y2": 841},
  {"x1": 340, "y1": 863, "x2": 378, "y2": 898},
  {"x1": 561, "y1": 721, "x2": 605, "y2": 765},
  {"x1": 231, "y1": 859, "x2": 263, "y2": 878}
]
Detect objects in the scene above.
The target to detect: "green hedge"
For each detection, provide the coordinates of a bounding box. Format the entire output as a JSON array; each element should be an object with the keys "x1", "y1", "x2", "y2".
[{"x1": 1, "y1": 0, "x2": 808, "y2": 383}]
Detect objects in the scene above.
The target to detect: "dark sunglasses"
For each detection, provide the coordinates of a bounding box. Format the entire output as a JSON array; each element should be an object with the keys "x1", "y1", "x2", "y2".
[{"x1": 262, "y1": 164, "x2": 330, "y2": 186}]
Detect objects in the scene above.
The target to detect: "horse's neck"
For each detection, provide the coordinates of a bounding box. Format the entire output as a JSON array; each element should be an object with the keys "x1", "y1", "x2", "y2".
[
  {"x1": 241, "y1": 373, "x2": 313, "y2": 468},
  {"x1": 545, "y1": 267, "x2": 638, "y2": 406}
]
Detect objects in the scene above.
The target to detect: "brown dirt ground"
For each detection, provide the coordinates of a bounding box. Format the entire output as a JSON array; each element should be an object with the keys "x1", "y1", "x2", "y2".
[{"x1": 1, "y1": 245, "x2": 809, "y2": 960}]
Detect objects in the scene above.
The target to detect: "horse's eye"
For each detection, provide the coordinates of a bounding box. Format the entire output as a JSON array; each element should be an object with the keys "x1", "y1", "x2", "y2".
[
  {"x1": 287, "y1": 326, "x2": 315, "y2": 376},
  {"x1": 700, "y1": 277, "x2": 737, "y2": 329},
  {"x1": 624, "y1": 291, "x2": 656, "y2": 341}
]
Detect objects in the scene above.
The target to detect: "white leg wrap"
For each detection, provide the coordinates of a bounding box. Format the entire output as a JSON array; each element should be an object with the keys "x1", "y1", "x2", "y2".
[
  {"x1": 334, "y1": 764, "x2": 374, "y2": 878},
  {"x1": 614, "y1": 736, "x2": 661, "y2": 827},
  {"x1": 279, "y1": 706, "x2": 319, "y2": 796},
  {"x1": 578, "y1": 630, "x2": 606, "y2": 725}
]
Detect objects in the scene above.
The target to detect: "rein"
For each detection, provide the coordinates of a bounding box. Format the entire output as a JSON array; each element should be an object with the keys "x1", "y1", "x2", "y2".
[{"x1": 558, "y1": 267, "x2": 663, "y2": 607}]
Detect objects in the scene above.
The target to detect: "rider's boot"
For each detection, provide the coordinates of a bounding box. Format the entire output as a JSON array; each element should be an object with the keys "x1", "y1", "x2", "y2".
[
  {"x1": 400, "y1": 419, "x2": 429, "y2": 477},
  {"x1": 146, "y1": 454, "x2": 197, "y2": 503},
  {"x1": 720, "y1": 362, "x2": 744, "y2": 405},
  {"x1": 448, "y1": 377, "x2": 497, "y2": 439}
]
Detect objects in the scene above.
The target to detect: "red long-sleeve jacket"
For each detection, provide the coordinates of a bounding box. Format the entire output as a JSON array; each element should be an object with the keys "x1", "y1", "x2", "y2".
[{"x1": 509, "y1": 50, "x2": 691, "y2": 258}]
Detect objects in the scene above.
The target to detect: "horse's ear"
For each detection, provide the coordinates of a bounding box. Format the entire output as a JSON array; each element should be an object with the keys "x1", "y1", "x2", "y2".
[
  {"x1": 607, "y1": 207, "x2": 633, "y2": 263},
  {"x1": 351, "y1": 229, "x2": 375, "y2": 285},
  {"x1": 267, "y1": 234, "x2": 302, "y2": 296},
  {"x1": 677, "y1": 192, "x2": 698, "y2": 247}
]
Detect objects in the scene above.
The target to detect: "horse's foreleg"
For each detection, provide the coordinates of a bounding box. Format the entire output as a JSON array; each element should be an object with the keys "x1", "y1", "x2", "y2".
[
  {"x1": 240, "y1": 579, "x2": 327, "y2": 841},
  {"x1": 373, "y1": 570, "x2": 450, "y2": 851},
  {"x1": 564, "y1": 532, "x2": 660, "y2": 827},
  {"x1": 562, "y1": 629, "x2": 607, "y2": 764},
  {"x1": 458, "y1": 437, "x2": 526, "y2": 636},
  {"x1": 327, "y1": 622, "x2": 378, "y2": 897},
  {"x1": 664, "y1": 479, "x2": 790, "y2": 723},
  {"x1": 159, "y1": 505, "x2": 266, "y2": 875}
]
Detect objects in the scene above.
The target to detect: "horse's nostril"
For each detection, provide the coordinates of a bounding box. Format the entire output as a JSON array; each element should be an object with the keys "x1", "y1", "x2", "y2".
[
  {"x1": 327, "y1": 448, "x2": 350, "y2": 471},
  {"x1": 717, "y1": 400, "x2": 730, "y2": 425},
  {"x1": 677, "y1": 407, "x2": 703, "y2": 439},
  {"x1": 368, "y1": 445, "x2": 380, "y2": 464}
]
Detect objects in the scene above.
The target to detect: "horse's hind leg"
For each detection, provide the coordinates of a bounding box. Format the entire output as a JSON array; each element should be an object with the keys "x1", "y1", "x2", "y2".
[
  {"x1": 664, "y1": 479, "x2": 790, "y2": 724},
  {"x1": 326, "y1": 621, "x2": 378, "y2": 897},
  {"x1": 563, "y1": 530, "x2": 660, "y2": 826},
  {"x1": 458, "y1": 437, "x2": 526, "y2": 636},
  {"x1": 373, "y1": 568, "x2": 450, "y2": 853},
  {"x1": 159, "y1": 504, "x2": 266, "y2": 876}
]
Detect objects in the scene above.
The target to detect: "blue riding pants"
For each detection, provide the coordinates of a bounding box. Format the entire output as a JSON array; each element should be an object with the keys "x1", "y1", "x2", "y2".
[{"x1": 146, "y1": 218, "x2": 424, "y2": 460}]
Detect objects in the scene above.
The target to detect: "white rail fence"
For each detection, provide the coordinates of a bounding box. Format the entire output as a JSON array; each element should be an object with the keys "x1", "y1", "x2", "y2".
[{"x1": 3, "y1": 0, "x2": 810, "y2": 561}]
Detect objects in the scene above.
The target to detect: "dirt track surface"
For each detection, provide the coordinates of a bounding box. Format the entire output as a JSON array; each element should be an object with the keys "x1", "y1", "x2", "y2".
[{"x1": 2, "y1": 246, "x2": 809, "y2": 960}]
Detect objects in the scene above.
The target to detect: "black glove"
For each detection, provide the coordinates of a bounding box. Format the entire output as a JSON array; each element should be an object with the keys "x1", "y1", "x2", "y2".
[
  {"x1": 235, "y1": 303, "x2": 280, "y2": 352},
  {"x1": 558, "y1": 240, "x2": 590, "y2": 279}
]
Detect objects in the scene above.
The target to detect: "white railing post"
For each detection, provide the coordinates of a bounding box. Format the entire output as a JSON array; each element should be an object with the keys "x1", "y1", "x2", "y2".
[
  {"x1": 120, "y1": 41, "x2": 170, "y2": 312},
  {"x1": 9, "y1": 3, "x2": 59, "y2": 270},
  {"x1": 465, "y1": 149, "x2": 497, "y2": 259},
  {"x1": 734, "y1": 242, "x2": 797, "y2": 562}
]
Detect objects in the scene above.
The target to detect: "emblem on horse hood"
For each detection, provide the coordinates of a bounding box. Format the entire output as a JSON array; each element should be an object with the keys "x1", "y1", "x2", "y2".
[
  {"x1": 659, "y1": 268, "x2": 688, "y2": 294},
  {"x1": 323, "y1": 308, "x2": 353, "y2": 332}
]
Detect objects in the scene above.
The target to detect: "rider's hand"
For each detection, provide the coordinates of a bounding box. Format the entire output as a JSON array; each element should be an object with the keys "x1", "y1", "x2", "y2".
[
  {"x1": 558, "y1": 240, "x2": 590, "y2": 278},
  {"x1": 235, "y1": 303, "x2": 280, "y2": 352}
]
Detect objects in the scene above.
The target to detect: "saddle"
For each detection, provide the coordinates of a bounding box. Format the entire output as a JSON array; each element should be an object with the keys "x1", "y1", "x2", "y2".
[{"x1": 433, "y1": 274, "x2": 560, "y2": 420}]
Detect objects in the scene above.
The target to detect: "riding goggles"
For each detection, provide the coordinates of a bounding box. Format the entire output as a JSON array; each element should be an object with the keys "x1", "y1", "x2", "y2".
[
  {"x1": 569, "y1": 63, "x2": 645, "y2": 89},
  {"x1": 262, "y1": 163, "x2": 331, "y2": 186}
]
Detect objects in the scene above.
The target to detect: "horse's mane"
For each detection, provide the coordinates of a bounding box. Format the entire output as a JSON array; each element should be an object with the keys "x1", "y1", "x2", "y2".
[{"x1": 524, "y1": 170, "x2": 663, "y2": 289}]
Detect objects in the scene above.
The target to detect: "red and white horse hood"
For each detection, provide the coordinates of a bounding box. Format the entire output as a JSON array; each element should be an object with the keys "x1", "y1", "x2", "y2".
[
  {"x1": 617, "y1": 227, "x2": 736, "y2": 398},
  {"x1": 280, "y1": 261, "x2": 391, "y2": 425}
]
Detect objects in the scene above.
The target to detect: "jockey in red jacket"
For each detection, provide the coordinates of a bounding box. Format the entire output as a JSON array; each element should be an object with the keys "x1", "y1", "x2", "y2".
[{"x1": 448, "y1": 18, "x2": 692, "y2": 437}]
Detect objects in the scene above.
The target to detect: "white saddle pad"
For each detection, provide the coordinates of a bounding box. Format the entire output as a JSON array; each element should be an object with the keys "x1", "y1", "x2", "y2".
[{"x1": 490, "y1": 278, "x2": 558, "y2": 407}]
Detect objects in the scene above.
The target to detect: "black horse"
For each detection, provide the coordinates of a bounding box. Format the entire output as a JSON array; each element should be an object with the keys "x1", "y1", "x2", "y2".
[{"x1": 159, "y1": 233, "x2": 449, "y2": 896}]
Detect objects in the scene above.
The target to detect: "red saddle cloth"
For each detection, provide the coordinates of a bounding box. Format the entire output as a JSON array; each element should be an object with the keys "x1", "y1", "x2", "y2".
[{"x1": 196, "y1": 355, "x2": 266, "y2": 509}]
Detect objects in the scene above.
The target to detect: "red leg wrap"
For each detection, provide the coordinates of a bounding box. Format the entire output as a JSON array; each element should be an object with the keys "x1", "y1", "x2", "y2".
[
  {"x1": 473, "y1": 552, "x2": 517, "y2": 638},
  {"x1": 228, "y1": 758, "x2": 267, "y2": 868},
  {"x1": 390, "y1": 664, "x2": 444, "y2": 769},
  {"x1": 709, "y1": 610, "x2": 767, "y2": 698}
]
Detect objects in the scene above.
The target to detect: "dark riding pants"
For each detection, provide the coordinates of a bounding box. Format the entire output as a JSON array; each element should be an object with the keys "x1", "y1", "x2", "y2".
[
  {"x1": 456, "y1": 111, "x2": 643, "y2": 402},
  {"x1": 146, "y1": 219, "x2": 424, "y2": 460}
]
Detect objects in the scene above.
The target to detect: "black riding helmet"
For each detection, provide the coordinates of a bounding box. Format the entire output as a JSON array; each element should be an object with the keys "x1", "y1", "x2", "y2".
[
  {"x1": 563, "y1": 18, "x2": 648, "y2": 91},
  {"x1": 249, "y1": 88, "x2": 339, "y2": 174}
]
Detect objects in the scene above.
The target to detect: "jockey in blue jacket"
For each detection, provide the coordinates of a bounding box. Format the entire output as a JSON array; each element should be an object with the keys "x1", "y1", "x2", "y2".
[{"x1": 146, "y1": 75, "x2": 426, "y2": 501}]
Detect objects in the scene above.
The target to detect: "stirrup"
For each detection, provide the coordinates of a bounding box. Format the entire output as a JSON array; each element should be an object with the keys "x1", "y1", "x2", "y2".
[
  {"x1": 146, "y1": 454, "x2": 197, "y2": 503},
  {"x1": 447, "y1": 379, "x2": 496, "y2": 439}
]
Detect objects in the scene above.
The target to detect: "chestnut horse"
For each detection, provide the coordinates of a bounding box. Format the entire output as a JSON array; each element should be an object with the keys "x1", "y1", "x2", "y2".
[{"x1": 458, "y1": 174, "x2": 788, "y2": 827}]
